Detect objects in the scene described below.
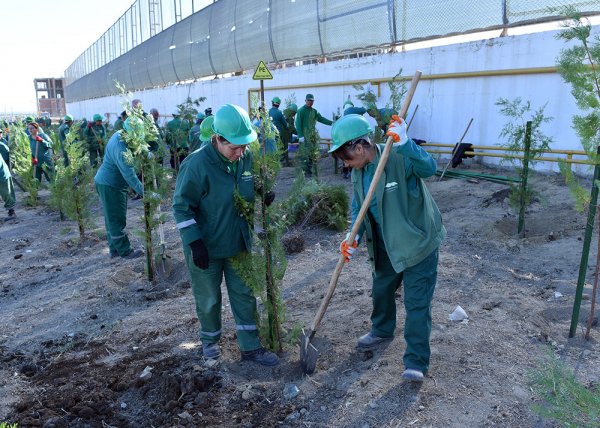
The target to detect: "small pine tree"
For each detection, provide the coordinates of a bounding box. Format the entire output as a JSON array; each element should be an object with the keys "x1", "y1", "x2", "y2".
[
  {"x1": 48, "y1": 122, "x2": 95, "y2": 240},
  {"x1": 496, "y1": 97, "x2": 553, "y2": 210},
  {"x1": 8, "y1": 122, "x2": 39, "y2": 206}
]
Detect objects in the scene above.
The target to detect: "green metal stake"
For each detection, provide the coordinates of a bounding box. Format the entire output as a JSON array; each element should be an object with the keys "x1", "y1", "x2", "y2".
[
  {"x1": 517, "y1": 121, "x2": 532, "y2": 236},
  {"x1": 569, "y1": 145, "x2": 600, "y2": 338}
]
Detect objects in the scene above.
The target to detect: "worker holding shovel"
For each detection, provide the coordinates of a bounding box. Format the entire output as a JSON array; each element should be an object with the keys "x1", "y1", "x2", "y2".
[
  {"x1": 27, "y1": 122, "x2": 54, "y2": 183},
  {"x1": 330, "y1": 113, "x2": 446, "y2": 382}
]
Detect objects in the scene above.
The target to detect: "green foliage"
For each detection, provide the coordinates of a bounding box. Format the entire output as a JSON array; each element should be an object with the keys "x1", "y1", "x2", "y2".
[
  {"x1": 530, "y1": 351, "x2": 600, "y2": 427},
  {"x1": 176, "y1": 96, "x2": 207, "y2": 124},
  {"x1": 284, "y1": 93, "x2": 297, "y2": 109},
  {"x1": 8, "y1": 122, "x2": 39, "y2": 206},
  {"x1": 284, "y1": 174, "x2": 349, "y2": 231},
  {"x1": 559, "y1": 160, "x2": 590, "y2": 212},
  {"x1": 232, "y1": 99, "x2": 288, "y2": 351},
  {"x1": 49, "y1": 122, "x2": 95, "y2": 239},
  {"x1": 554, "y1": 7, "x2": 600, "y2": 211},
  {"x1": 116, "y1": 82, "x2": 170, "y2": 281},
  {"x1": 496, "y1": 97, "x2": 553, "y2": 211},
  {"x1": 0, "y1": 422, "x2": 18, "y2": 428}
]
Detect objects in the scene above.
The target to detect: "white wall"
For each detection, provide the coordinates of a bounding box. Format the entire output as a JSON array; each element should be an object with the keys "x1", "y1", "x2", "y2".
[{"x1": 67, "y1": 26, "x2": 599, "y2": 173}]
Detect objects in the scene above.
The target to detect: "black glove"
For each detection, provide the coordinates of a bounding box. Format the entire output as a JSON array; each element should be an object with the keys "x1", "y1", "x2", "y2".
[
  {"x1": 264, "y1": 191, "x2": 275, "y2": 207},
  {"x1": 189, "y1": 239, "x2": 209, "y2": 269}
]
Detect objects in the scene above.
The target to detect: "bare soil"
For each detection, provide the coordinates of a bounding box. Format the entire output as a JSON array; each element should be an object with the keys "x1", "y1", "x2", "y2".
[{"x1": 1, "y1": 158, "x2": 599, "y2": 428}]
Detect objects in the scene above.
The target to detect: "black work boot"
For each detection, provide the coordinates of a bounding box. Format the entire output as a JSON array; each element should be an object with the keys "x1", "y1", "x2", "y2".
[{"x1": 5, "y1": 209, "x2": 16, "y2": 221}]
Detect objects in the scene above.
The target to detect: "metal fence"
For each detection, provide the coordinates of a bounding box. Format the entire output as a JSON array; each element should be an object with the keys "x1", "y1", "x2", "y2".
[{"x1": 65, "y1": 0, "x2": 600, "y2": 102}]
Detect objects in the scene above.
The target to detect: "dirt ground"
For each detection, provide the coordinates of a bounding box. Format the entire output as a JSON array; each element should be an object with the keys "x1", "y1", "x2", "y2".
[{"x1": 1, "y1": 156, "x2": 599, "y2": 428}]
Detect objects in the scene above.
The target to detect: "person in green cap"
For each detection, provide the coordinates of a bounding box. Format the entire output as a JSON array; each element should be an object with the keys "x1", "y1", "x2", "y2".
[
  {"x1": 27, "y1": 122, "x2": 54, "y2": 183},
  {"x1": 268, "y1": 97, "x2": 289, "y2": 163},
  {"x1": 330, "y1": 114, "x2": 445, "y2": 383},
  {"x1": 84, "y1": 114, "x2": 107, "y2": 166},
  {"x1": 0, "y1": 133, "x2": 16, "y2": 220},
  {"x1": 57, "y1": 114, "x2": 77, "y2": 166},
  {"x1": 172, "y1": 103, "x2": 279, "y2": 367},
  {"x1": 188, "y1": 112, "x2": 206, "y2": 152},
  {"x1": 295, "y1": 93, "x2": 333, "y2": 176},
  {"x1": 166, "y1": 111, "x2": 191, "y2": 171},
  {"x1": 94, "y1": 117, "x2": 145, "y2": 259}
]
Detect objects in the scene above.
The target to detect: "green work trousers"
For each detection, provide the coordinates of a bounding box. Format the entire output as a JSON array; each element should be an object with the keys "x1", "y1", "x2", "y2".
[
  {"x1": 34, "y1": 161, "x2": 53, "y2": 183},
  {"x1": 0, "y1": 177, "x2": 16, "y2": 210},
  {"x1": 371, "y1": 232, "x2": 439, "y2": 374},
  {"x1": 95, "y1": 183, "x2": 131, "y2": 256},
  {"x1": 298, "y1": 136, "x2": 317, "y2": 176},
  {"x1": 183, "y1": 246, "x2": 262, "y2": 352}
]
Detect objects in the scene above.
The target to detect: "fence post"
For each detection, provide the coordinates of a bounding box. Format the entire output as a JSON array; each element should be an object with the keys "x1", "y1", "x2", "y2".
[
  {"x1": 569, "y1": 145, "x2": 600, "y2": 337},
  {"x1": 517, "y1": 121, "x2": 532, "y2": 236}
]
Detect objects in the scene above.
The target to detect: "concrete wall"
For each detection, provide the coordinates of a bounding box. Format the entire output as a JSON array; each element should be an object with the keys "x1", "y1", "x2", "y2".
[{"x1": 67, "y1": 27, "x2": 599, "y2": 173}]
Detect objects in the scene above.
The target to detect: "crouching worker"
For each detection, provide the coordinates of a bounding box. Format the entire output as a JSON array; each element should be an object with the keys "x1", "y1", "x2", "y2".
[
  {"x1": 94, "y1": 117, "x2": 144, "y2": 259},
  {"x1": 172, "y1": 104, "x2": 279, "y2": 366},
  {"x1": 330, "y1": 114, "x2": 445, "y2": 382}
]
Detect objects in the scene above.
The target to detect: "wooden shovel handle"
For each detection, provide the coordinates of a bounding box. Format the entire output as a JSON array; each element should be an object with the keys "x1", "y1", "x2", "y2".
[{"x1": 308, "y1": 70, "x2": 422, "y2": 335}]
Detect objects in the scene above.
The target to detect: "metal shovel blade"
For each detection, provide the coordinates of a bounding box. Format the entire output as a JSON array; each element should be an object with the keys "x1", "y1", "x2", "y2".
[{"x1": 299, "y1": 328, "x2": 319, "y2": 374}]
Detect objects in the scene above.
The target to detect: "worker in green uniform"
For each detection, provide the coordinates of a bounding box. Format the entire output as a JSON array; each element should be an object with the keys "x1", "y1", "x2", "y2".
[
  {"x1": 343, "y1": 100, "x2": 367, "y2": 116},
  {"x1": 268, "y1": 97, "x2": 289, "y2": 163},
  {"x1": 172, "y1": 104, "x2": 279, "y2": 366},
  {"x1": 188, "y1": 112, "x2": 205, "y2": 152},
  {"x1": 94, "y1": 117, "x2": 145, "y2": 259},
  {"x1": 331, "y1": 114, "x2": 445, "y2": 382},
  {"x1": 114, "y1": 111, "x2": 127, "y2": 132},
  {"x1": 166, "y1": 111, "x2": 190, "y2": 171},
  {"x1": 57, "y1": 114, "x2": 76, "y2": 166},
  {"x1": 85, "y1": 114, "x2": 107, "y2": 166},
  {"x1": 295, "y1": 93, "x2": 333, "y2": 177},
  {"x1": 27, "y1": 122, "x2": 54, "y2": 183},
  {"x1": 0, "y1": 136, "x2": 16, "y2": 220},
  {"x1": 282, "y1": 103, "x2": 298, "y2": 165}
]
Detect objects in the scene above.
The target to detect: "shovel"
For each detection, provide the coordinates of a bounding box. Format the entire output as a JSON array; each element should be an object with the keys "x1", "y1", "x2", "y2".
[{"x1": 300, "y1": 71, "x2": 422, "y2": 374}]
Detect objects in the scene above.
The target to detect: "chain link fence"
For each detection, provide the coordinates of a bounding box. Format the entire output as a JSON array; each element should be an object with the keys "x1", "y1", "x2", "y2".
[{"x1": 65, "y1": 0, "x2": 600, "y2": 102}]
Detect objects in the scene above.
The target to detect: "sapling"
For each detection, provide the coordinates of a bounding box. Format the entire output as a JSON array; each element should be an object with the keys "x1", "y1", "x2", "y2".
[{"x1": 8, "y1": 122, "x2": 39, "y2": 206}]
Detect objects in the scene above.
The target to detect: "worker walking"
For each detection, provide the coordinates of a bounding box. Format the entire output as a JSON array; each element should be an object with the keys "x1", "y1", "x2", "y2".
[
  {"x1": 94, "y1": 118, "x2": 144, "y2": 259},
  {"x1": 188, "y1": 112, "x2": 205, "y2": 152},
  {"x1": 268, "y1": 97, "x2": 288, "y2": 161},
  {"x1": 172, "y1": 104, "x2": 279, "y2": 366},
  {"x1": 85, "y1": 114, "x2": 107, "y2": 166},
  {"x1": 295, "y1": 94, "x2": 333, "y2": 177},
  {"x1": 0, "y1": 136, "x2": 16, "y2": 220},
  {"x1": 166, "y1": 111, "x2": 190, "y2": 171},
  {"x1": 27, "y1": 122, "x2": 54, "y2": 183},
  {"x1": 330, "y1": 114, "x2": 446, "y2": 382}
]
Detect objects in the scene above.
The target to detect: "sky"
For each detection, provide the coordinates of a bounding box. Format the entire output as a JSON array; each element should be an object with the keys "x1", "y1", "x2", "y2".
[{"x1": 1, "y1": 0, "x2": 132, "y2": 113}]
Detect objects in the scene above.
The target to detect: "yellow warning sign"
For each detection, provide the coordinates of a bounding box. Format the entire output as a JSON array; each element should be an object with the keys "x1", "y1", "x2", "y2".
[{"x1": 252, "y1": 61, "x2": 273, "y2": 80}]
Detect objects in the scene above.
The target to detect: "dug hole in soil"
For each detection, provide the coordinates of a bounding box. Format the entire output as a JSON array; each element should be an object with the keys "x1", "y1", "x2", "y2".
[{"x1": 1, "y1": 157, "x2": 599, "y2": 427}]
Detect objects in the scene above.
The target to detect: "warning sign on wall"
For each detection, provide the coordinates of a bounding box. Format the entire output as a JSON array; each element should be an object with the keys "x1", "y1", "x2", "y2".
[{"x1": 252, "y1": 61, "x2": 273, "y2": 80}]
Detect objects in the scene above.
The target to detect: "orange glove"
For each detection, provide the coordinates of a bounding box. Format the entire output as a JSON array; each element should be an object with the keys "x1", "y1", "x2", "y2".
[
  {"x1": 386, "y1": 114, "x2": 408, "y2": 146},
  {"x1": 339, "y1": 233, "x2": 359, "y2": 263}
]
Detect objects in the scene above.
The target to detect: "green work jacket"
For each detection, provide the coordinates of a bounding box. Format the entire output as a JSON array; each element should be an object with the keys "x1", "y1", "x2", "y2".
[
  {"x1": 166, "y1": 117, "x2": 191, "y2": 150},
  {"x1": 94, "y1": 131, "x2": 143, "y2": 195},
  {"x1": 57, "y1": 122, "x2": 71, "y2": 144},
  {"x1": 268, "y1": 107, "x2": 288, "y2": 136},
  {"x1": 0, "y1": 141, "x2": 10, "y2": 180},
  {"x1": 295, "y1": 105, "x2": 333, "y2": 140},
  {"x1": 28, "y1": 133, "x2": 53, "y2": 165},
  {"x1": 84, "y1": 123, "x2": 107, "y2": 151},
  {"x1": 350, "y1": 141, "x2": 446, "y2": 272},
  {"x1": 188, "y1": 123, "x2": 202, "y2": 152},
  {"x1": 172, "y1": 143, "x2": 255, "y2": 259}
]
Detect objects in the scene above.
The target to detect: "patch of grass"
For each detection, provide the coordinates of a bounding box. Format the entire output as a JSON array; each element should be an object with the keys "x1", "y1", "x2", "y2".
[
  {"x1": 60, "y1": 227, "x2": 72, "y2": 235},
  {"x1": 530, "y1": 352, "x2": 600, "y2": 427},
  {"x1": 1, "y1": 422, "x2": 18, "y2": 428}
]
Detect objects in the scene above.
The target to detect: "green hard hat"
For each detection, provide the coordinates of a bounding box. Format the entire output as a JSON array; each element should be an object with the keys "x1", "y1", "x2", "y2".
[
  {"x1": 25, "y1": 116, "x2": 35, "y2": 123},
  {"x1": 196, "y1": 112, "x2": 206, "y2": 120},
  {"x1": 272, "y1": 97, "x2": 281, "y2": 105},
  {"x1": 289, "y1": 103, "x2": 298, "y2": 112},
  {"x1": 329, "y1": 114, "x2": 373, "y2": 153},
  {"x1": 199, "y1": 115, "x2": 215, "y2": 142},
  {"x1": 93, "y1": 113, "x2": 103, "y2": 122},
  {"x1": 212, "y1": 104, "x2": 257, "y2": 146},
  {"x1": 64, "y1": 114, "x2": 73, "y2": 122}
]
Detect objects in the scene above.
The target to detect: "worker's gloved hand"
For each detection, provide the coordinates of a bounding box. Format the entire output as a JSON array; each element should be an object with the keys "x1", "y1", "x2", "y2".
[
  {"x1": 189, "y1": 239, "x2": 209, "y2": 269},
  {"x1": 264, "y1": 191, "x2": 275, "y2": 207},
  {"x1": 31, "y1": 157, "x2": 38, "y2": 165},
  {"x1": 386, "y1": 115, "x2": 408, "y2": 147},
  {"x1": 35, "y1": 136, "x2": 43, "y2": 142},
  {"x1": 299, "y1": 137, "x2": 305, "y2": 144},
  {"x1": 339, "y1": 233, "x2": 359, "y2": 263}
]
